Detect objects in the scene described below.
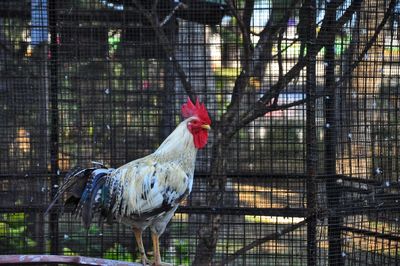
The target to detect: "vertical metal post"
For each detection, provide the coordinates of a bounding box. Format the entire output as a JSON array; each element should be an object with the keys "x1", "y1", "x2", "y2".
[
  {"x1": 324, "y1": 2, "x2": 343, "y2": 265},
  {"x1": 305, "y1": 0, "x2": 317, "y2": 265},
  {"x1": 48, "y1": 0, "x2": 59, "y2": 254},
  {"x1": 31, "y1": 0, "x2": 49, "y2": 253}
]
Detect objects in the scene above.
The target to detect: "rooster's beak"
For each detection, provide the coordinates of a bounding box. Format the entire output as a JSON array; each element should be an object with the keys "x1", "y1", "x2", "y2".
[{"x1": 201, "y1": 124, "x2": 211, "y2": 130}]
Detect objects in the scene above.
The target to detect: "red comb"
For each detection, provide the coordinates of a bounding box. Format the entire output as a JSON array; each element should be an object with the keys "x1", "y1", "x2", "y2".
[{"x1": 181, "y1": 97, "x2": 211, "y2": 124}]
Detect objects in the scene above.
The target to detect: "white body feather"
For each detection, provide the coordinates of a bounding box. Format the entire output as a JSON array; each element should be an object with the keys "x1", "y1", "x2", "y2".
[{"x1": 106, "y1": 118, "x2": 198, "y2": 233}]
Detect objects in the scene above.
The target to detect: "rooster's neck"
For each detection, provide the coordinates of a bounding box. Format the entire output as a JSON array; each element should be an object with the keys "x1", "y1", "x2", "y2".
[{"x1": 153, "y1": 119, "x2": 197, "y2": 173}]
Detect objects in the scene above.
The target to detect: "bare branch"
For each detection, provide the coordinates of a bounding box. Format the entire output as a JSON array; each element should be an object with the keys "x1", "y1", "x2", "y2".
[
  {"x1": 242, "y1": 0, "x2": 255, "y2": 69},
  {"x1": 273, "y1": 28, "x2": 285, "y2": 106},
  {"x1": 224, "y1": 0, "x2": 254, "y2": 41},
  {"x1": 131, "y1": 0, "x2": 197, "y2": 103},
  {"x1": 231, "y1": 96, "x2": 320, "y2": 139},
  {"x1": 250, "y1": 29, "x2": 261, "y2": 36},
  {"x1": 234, "y1": 0, "x2": 395, "y2": 137},
  {"x1": 222, "y1": 0, "x2": 254, "y2": 116},
  {"x1": 258, "y1": 0, "x2": 352, "y2": 104},
  {"x1": 220, "y1": 166, "x2": 399, "y2": 265},
  {"x1": 271, "y1": 96, "x2": 308, "y2": 111},
  {"x1": 335, "y1": 0, "x2": 397, "y2": 87},
  {"x1": 193, "y1": 0, "x2": 395, "y2": 263},
  {"x1": 160, "y1": 2, "x2": 187, "y2": 27},
  {"x1": 225, "y1": 0, "x2": 250, "y2": 47},
  {"x1": 242, "y1": 0, "x2": 255, "y2": 28},
  {"x1": 251, "y1": 0, "x2": 301, "y2": 78},
  {"x1": 223, "y1": 0, "x2": 300, "y2": 125},
  {"x1": 231, "y1": 0, "x2": 363, "y2": 135},
  {"x1": 219, "y1": 212, "x2": 326, "y2": 266},
  {"x1": 271, "y1": 38, "x2": 299, "y2": 58}
]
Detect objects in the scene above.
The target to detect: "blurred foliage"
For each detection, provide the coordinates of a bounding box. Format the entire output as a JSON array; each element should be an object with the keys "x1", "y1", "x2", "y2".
[
  {"x1": 62, "y1": 246, "x2": 78, "y2": 256},
  {"x1": 59, "y1": 221, "x2": 138, "y2": 261},
  {"x1": 173, "y1": 239, "x2": 191, "y2": 265},
  {"x1": 0, "y1": 213, "x2": 36, "y2": 253},
  {"x1": 104, "y1": 243, "x2": 135, "y2": 261},
  {"x1": 61, "y1": 224, "x2": 102, "y2": 256}
]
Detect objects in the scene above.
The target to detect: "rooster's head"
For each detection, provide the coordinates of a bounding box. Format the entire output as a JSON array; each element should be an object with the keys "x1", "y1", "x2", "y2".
[{"x1": 181, "y1": 97, "x2": 211, "y2": 149}]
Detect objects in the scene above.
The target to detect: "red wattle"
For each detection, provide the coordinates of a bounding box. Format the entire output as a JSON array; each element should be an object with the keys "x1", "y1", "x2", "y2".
[{"x1": 193, "y1": 130, "x2": 208, "y2": 149}]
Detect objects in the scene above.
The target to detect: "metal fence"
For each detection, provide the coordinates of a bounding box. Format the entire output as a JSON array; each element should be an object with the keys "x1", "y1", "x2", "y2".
[{"x1": 0, "y1": 0, "x2": 399, "y2": 265}]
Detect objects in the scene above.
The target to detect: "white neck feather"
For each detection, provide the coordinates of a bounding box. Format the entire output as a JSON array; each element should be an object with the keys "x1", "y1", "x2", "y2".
[{"x1": 153, "y1": 118, "x2": 197, "y2": 172}]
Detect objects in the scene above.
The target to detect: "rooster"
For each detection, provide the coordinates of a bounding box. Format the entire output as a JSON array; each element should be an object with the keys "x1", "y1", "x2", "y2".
[{"x1": 46, "y1": 98, "x2": 211, "y2": 266}]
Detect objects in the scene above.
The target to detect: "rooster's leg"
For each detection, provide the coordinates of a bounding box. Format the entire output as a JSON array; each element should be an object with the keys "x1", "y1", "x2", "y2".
[
  {"x1": 133, "y1": 228, "x2": 152, "y2": 265},
  {"x1": 151, "y1": 232, "x2": 172, "y2": 266}
]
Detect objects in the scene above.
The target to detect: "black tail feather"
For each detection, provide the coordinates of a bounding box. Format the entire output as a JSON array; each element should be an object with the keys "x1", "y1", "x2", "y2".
[
  {"x1": 79, "y1": 169, "x2": 110, "y2": 228},
  {"x1": 45, "y1": 167, "x2": 95, "y2": 215},
  {"x1": 45, "y1": 163, "x2": 112, "y2": 230}
]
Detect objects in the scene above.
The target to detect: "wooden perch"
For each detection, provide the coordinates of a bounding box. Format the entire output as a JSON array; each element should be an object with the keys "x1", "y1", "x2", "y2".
[{"x1": 0, "y1": 255, "x2": 141, "y2": 266}]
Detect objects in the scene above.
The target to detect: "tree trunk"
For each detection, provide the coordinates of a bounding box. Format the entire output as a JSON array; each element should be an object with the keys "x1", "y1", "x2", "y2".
[
  {"x1": 173, "y1": 20, "x2": 221, "y2": 265},
  {"x1": 191, "y1": 2, "x2": 294, "y2": 263},
  {"x1": 193, "y1": 129, "x2": 229, "y2": 265}
]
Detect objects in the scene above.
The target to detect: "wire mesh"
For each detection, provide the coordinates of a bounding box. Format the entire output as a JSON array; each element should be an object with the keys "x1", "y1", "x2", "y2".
[{"x1": 0, "y1": 0, "x2": 399, "y2": 265}]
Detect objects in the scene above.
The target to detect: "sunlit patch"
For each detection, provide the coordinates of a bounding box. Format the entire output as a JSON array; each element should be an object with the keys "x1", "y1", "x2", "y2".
[{"x1": 15, "y1": 128, "x2": 30, "y2": 153}]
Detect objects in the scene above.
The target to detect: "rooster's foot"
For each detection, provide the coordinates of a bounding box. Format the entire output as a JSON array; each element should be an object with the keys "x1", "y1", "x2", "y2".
[{"x1": 140, "y1": 257, "x2": 153, "y2": 266}]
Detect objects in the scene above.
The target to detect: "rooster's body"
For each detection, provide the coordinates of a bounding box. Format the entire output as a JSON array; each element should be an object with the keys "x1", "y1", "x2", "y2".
[{"x1": 46, "y1": 98, "x2": 211, "y2": 266}]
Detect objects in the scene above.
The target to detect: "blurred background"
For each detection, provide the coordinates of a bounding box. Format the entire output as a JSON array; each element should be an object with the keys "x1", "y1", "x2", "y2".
[{"x1": 0, "y1": 0, "x2": 399, "y2": 265}]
